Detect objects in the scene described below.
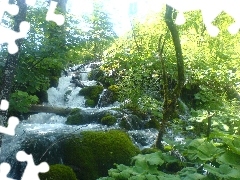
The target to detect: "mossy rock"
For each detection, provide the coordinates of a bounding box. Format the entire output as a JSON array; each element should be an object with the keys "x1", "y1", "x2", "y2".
[
  {"x1": 39, "y1": 164, "x2": 77, "y2": 180},
  {"x1": 85, "y1": 98, "x2": 95, "y2": 107},
  {"x1": 62, "y1": 130, "x2": 140, "y2": 180},
  {"x1": 79, "y1": 85, "x2": 104, "y2": 107},
  {"x1": 100, "y1": 114, "x2": 117, "y2": 126},
  {"x1": 64, "y1": 90, "x2": 72, "y2": 102},
  {"x1": 66, "y1": 108, "x2": 87, "y2": 125},
  {"x1": 119, "y1": 114, "x2": 143, "y2": 130}
]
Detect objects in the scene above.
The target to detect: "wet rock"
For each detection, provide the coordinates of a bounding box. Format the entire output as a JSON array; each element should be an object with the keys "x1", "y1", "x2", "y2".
[{"x1": 119, "y1": 114, "x2": 143, "y2": 130}]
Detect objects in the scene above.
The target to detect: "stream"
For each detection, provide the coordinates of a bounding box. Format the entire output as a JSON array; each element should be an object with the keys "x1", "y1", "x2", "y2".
[{"x1": 0, "y1": 63, "x2": 159, "y2": 179}]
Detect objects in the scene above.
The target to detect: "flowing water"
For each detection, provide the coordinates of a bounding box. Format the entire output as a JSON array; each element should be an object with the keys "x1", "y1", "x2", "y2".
[{"x1": 0, "y1": 63, "x2": 158, "y2": 178}]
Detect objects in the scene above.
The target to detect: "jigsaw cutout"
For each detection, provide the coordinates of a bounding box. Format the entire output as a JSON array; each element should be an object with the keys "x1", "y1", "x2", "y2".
[
  {"x1": 0, "y1": 100, "x2": 19, "y2": 136},
  {"x1": 0, "y1": 162, "x2": 14, "y2": 180},
  {"x1": 0, "y1": 99, "x2": 9, "y2": 111},
  {"x1": 16, "y1": 151, "x2": 49, "y2": 180},
  {"x1": 46, "y1": 1, "x2": 65, "y2": 26},
  {"x1": 165, "y1": 0, "x2": 240, "y2": 36},
  {"x1": 0, "y1": 21, "x2": 30, "y2": 54},
  {"x1": 25, "y1": 0, "x2": 36, "y2": 6},
  {"x1": 0, "y1": 116, "x2": 19, "y2": 136},
  {"x1": 0, "y1": 0, "x2": 19, "y2": 21}
]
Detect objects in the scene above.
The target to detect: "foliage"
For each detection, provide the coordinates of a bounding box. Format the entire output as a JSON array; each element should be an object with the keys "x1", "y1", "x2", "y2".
[
  {"x1": 39, "y1": 164, "x2": 77, "y2": 180},
  {"x1": 83, "y1": 3, "x2": 117, "y2": 60},
  {"x1": 62, "y1": 130, "x2": 140, "y2": 180},
  {"x1": 9, "y1": 90, "x2": 38, "y2": 113},
  {"x1": 99, "y1": 132, "x2": 240, "y2": 180}
]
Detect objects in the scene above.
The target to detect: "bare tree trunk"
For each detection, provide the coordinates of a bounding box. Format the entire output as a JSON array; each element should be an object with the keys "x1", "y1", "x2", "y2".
[
  {"x1": 156, "y1": 5, "x2": 185, "y2": 149},
  {"x1": 0, "y1": 0, "x2": 27, "y2": 126}
]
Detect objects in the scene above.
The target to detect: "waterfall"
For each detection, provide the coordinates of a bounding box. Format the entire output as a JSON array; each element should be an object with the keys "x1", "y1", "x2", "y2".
[{"x1": 0, "y1": 63, "x2": 158, "y2": 179}]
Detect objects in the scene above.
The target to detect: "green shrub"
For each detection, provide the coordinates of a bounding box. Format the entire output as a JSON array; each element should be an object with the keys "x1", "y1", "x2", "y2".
[
  {"x1": 62, "y1": 130, "x2": 140, "y2": 180},
  {"x1": 39, "y1": 164, "x2": 77, "y2": 180},
  {"x1": 9, "y1": 90, "x2": 39, "y2": 113}
]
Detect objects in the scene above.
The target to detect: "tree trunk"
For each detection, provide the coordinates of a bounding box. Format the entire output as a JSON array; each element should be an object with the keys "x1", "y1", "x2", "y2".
[
  {"x1": 29, "y1": 105, "x2": 72, "y2": 116},
  {"x1": 0, "y1": 0, "x2": 27, "y2": 126},
  {"x1": 156, "y1": 5, "x2": 185, "y2": 149}
]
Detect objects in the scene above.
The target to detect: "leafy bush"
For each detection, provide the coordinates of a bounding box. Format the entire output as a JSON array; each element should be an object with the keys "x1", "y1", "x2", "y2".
[{"x1": 9, "y1": 90, "x2": 39, "y2": 113}]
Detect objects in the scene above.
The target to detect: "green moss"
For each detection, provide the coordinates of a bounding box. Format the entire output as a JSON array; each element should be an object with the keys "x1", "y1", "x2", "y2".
[
  {"x1": 85, "y1": 98, "x2": 95, "y2": 107},
  {"x1": 62, "y1": 130, "x2": 140, "y2": 180},
  {"x1": 100, "y1": 114, "x2": 117, "y2": 126},
  {"x1": 66, "y1": 108, "x2": 86, "y2": 125},
  {"x1": 39, "y1": 164, "x2": 77, "y2": 180},
  {"x1": 79, "y1": 85, "x2": 104, "y2": 107}
]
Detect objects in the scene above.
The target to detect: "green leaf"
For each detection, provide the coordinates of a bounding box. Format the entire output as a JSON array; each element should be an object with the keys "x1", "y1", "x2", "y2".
[
  {"x1": 204, "y1": 164, "x2": 240, "y2": 179},
  {"x1": 217, "y1": 151, "x2": 240, "y2": 168},
  {"x1": 197, "y1": 142, "x2": 224, "y2": 161},
  {"x1": 146, "y1": 152, "x2": 164, "y2": 166}
]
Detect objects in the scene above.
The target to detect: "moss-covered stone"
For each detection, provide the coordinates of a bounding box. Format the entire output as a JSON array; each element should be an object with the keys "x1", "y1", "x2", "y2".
[
  {"x1": 119, "y1": 114, "x2": 143, "y2": 130},
  {"x1": 79, "y1": 85, "x2": 104, "y2": 107},
  {"x1": 39, "y1": 164, "x2": 77, "y2": 180},
  {"x1": 85, "y1": 98, "x2": 95, "y2": 107},
  {"x1": 100, "y1": 114, "x2": 117, "y2": 126},
  {"x1": 62, "y1": 130, "x2": 140, "y2": 180},
  {"x1": 66, "y1": 108, "x2": 87, "y2": 125},
  {"x1": 64, "y1": 90, "x2": 72, "y2": 102}
]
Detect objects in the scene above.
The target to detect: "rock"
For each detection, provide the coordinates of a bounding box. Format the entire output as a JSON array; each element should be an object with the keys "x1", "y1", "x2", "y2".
[
  {"x1": 119, "y1": 114, "x2": 143, "y2": 130},
  {"x1": 100, "y1": 114, "x2": 117, "y2": 126},
  {"x1": 79, "y1": 85, "x2": 104, "y2": 107},
  {"x1": 39, "y1": 164, "x2": 77, "y2": 180},
  {"x1": 62, "y1": 130, "x2": 140, "y2": 179},
  {"x1": 35, "y1": 90, "x2": 48, "y2": 103},
  {"x1": 66, "y1": 108, "x2": 88, "y2": 125}
]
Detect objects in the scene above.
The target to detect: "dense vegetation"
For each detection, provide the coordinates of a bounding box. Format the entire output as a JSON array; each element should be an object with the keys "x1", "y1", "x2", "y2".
[{"x1": 1, "y1": 1, "x2": 240, "y2": 179}]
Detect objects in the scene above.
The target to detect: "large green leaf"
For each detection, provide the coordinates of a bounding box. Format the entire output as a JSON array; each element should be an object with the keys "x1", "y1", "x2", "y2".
[
  {"x1": 217, "y1": 151, "x2": 240, "y2": 168},
  {"x1": 204, "y1": 164, "x2": 240, "y2": 179}
]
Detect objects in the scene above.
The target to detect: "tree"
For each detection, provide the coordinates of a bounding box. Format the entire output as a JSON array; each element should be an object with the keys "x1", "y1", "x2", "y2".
[
  {"x1": 84, "y1": 3, "x2": 117, "y2": 60},
  {"x1": 0, "y1": 0, "x2": 27, "y2": 126},
  {"x1": 156, "y1": 5, "x2": 185, "y2": 149}
]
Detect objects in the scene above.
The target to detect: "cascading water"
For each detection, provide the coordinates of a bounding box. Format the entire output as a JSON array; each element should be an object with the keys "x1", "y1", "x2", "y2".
[{"x1": 0, "y1": 63, "x2": 158, "y2": 179}]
